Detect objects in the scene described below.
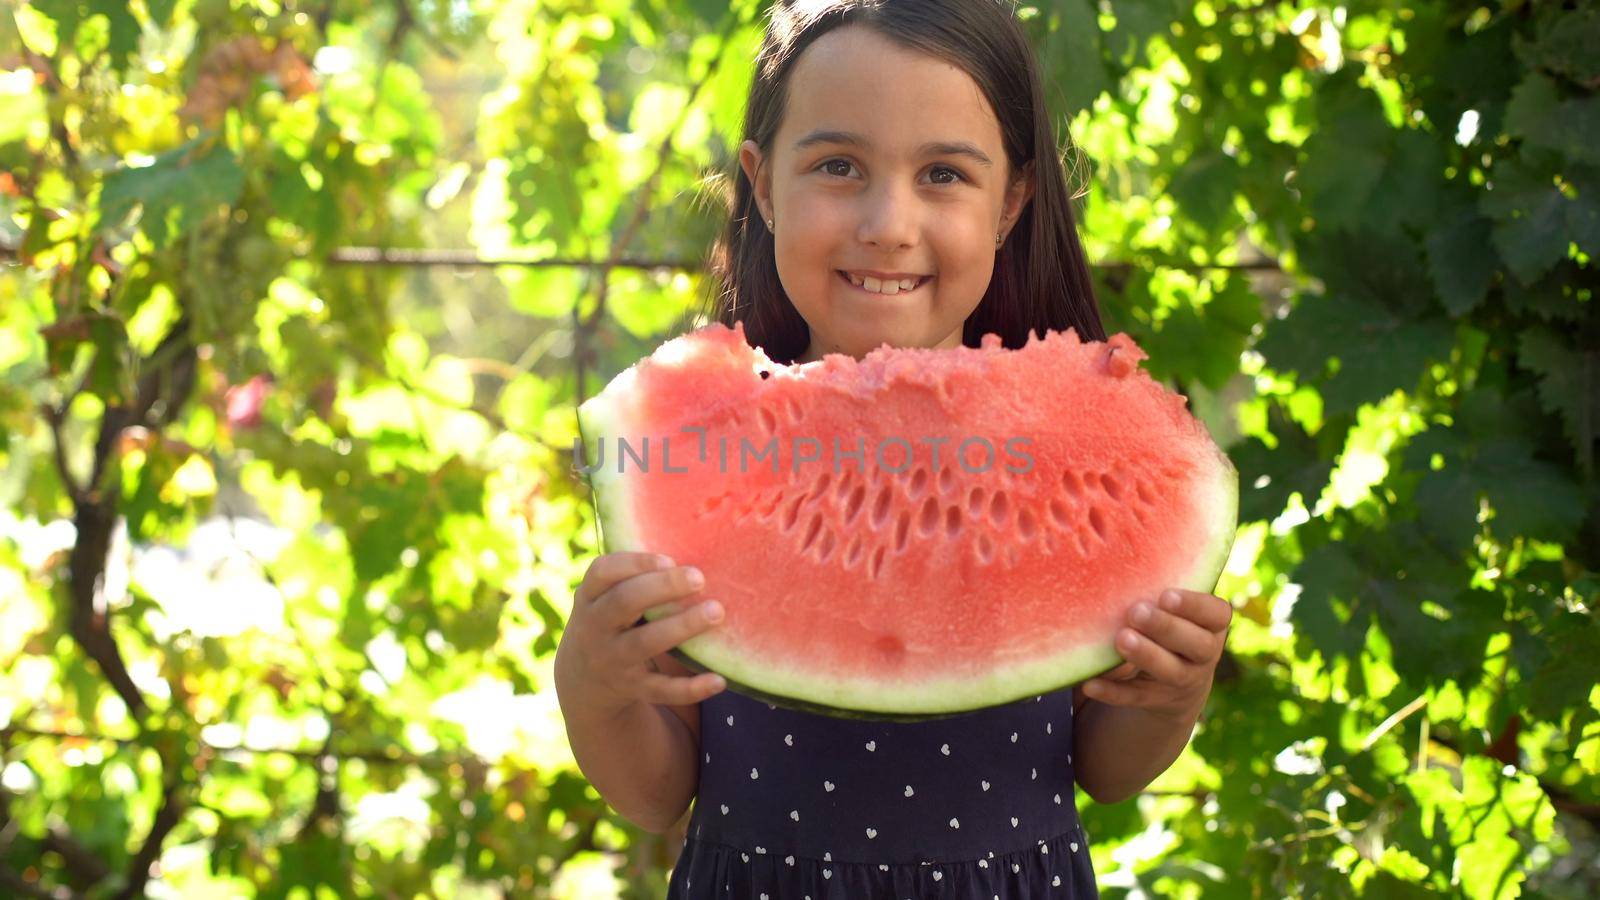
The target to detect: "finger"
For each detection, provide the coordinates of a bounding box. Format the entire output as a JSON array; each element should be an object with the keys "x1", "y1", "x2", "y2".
[
  {"x1": 592, "y1": 565, "x2": 706, "y2": 630},
  {"x1": 1158, "y1": 589, "x2": 1234, "y2": 634},
  {"x1": 618, "y1": 599, "x2": 724, "y2": 662},
  {"x1": 578, "y1": 552, "x2": 672, "y2": 605},
  {"x1": 1129, "y1": 602, "x2": 1219, "y2": 665},
  {"x1": 1101, "y1": 661, "x2": 1139, "y2": 682},
  {"x1": 638, "y1": 670, "x2": 726, "y2": 706},
  {"x1": 1115, "y1": 628, "x2": 1191, "y2": 686},
  {"x1": 1080, "y1": 675, "x2": 1151, "y2": 708}
]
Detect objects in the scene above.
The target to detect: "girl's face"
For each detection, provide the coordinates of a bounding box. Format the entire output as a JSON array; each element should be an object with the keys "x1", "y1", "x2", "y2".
[{"x1": 740, "y1": 25, "x2": 1034, "y2": 364}]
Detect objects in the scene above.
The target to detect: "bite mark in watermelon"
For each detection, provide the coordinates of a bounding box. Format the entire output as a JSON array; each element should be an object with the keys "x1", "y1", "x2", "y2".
[{"x1": 576, "y1": 324, "x2": 1237, "y2": 720}]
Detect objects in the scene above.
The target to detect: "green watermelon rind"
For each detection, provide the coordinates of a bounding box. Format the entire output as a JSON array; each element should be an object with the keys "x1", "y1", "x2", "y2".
[{"x1": 579, "y1": 375, "x2": 1240, "y2": 721}]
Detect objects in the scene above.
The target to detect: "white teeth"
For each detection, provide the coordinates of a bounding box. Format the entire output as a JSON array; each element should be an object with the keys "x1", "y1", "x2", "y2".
[{"x1": 845, "y1": 272, "x2": 922, "y2": 294}]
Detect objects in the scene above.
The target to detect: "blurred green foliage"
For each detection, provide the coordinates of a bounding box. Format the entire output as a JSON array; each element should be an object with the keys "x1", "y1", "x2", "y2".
[{"x1": 0, "y1": 0, "x2": 1595, "y2": 897}]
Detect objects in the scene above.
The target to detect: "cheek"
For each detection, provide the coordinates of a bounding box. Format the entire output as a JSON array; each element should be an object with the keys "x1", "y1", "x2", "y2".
[{"x1": 774, "y1": 200, "x2": 844, "y2": 267}]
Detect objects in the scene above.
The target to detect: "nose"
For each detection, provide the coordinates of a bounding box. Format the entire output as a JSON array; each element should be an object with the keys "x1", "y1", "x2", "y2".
[{"x1": 856, "y1": 179, "x2": 918, "y2": 250}]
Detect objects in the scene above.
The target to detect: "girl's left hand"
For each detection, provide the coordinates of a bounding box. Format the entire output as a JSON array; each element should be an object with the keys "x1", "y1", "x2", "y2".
[{"x1": 1081, "y1": 589, "x2": 1232, "y2": 722}]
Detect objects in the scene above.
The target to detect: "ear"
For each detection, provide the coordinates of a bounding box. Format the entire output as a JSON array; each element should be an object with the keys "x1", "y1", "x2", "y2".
[
  {"x1": 738, "y1": 140, "x2": 773, "y2": 222},
  {"x1": 1000, "y1": 160, "x2": 1036, "y2": 236}
]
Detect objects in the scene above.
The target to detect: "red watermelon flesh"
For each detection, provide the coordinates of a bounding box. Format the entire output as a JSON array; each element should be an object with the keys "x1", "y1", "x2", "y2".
[{"x1": 577, "y1": 323, "x2": 1237, "y2": 719}]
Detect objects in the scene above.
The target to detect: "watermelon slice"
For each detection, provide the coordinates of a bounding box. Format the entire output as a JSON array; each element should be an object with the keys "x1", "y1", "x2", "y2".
[{"x1": 576, "y1": 324, "x2": 1237, "y2": 720}]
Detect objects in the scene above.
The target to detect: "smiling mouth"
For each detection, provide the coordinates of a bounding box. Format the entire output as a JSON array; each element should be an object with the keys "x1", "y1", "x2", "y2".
[{"x1": 836, "y1": 270, "x2": 934, "y2": 296}]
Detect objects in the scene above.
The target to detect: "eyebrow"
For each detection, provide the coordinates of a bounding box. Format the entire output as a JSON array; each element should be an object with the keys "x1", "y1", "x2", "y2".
[{"x1": 792, "y1": 129, "x2": 994, "y2": 168}]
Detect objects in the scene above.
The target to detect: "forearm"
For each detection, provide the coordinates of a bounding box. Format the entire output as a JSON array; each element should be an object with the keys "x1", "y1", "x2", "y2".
[
  {"x1": 556, "y1": 669, "x2": 699, "y2": 833},
  {"x1": 1073, "y1": 696, "x2": 1200, "y2": 805}
]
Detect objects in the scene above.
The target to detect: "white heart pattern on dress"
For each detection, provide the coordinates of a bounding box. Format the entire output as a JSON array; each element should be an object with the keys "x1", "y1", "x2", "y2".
[
  {"x1": 932, "y1": 871, "x2": 943, "y2": 882},
  {"x1": 824, "y1": 780, "x2": 835, "y2": 792},
  {"x1": 790, "y1": 810, "x2": 799, "y2": 821},
  {"x1": 904, "y1": 785, "x2": 914, "y2": 797},
  {"x1": 720, "y1": 804, "x2": 729, "y2": 815},
  {"x1": 940, "y1": 743, "x2": 950, "y2": 756},
  {"x1": 865, "y1": 740, "x2": 876, "y2": 751},
  {"x1": 949, "y1": 818, "x2": 960, "y2": 829},
  {"x1": 981, "y1": 780, "x2": 991, "y2": 791},
  {"x1": 866, "y1": 827, "x2": 877, "y2": 838}
]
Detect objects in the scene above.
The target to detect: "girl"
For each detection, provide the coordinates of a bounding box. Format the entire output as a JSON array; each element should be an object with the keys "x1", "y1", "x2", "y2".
[{"x1": 554, "y1": 1, "x2": 1234, "y2": 896}]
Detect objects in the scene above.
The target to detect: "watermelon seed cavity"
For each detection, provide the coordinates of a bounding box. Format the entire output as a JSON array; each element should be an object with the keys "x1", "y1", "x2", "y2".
[
  {"x1": 799, "y1": 515, "x2": 823, "y2": 553},
  {"x1": 988, "y1": 491, "x2": 1010, "y2": 527},
  {"x1": 908, "y1": 468, "x2": 929, "y2": 498},
  {"x1": 1062, "y1": 469, "x2": 1084, "y2": 496},
  {"x1": 871, "y1": 486, "x2": 893, "y2": 528},
  {"x1": 840, "y1": 485, "x2": 865, "y2": 524},
  {"x1": 868, "y1": 546, "x2": 887, "y2": 579},
  {"x1": 1088, "y1": 507, "x2": 1109, "y2": 541},
  {"x1": 1047, "y1": 499, "x2": 1070, "y2": 529}
]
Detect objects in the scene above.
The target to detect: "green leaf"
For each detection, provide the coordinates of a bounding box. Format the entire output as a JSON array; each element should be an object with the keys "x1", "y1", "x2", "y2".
[
  {"x1": 1424, "y1": 202, "x2": 1498, "y2": 316},
  {"x1": 1230, "y1": 405, "x2": 1335, "y2": 523},
  {"x1": 1169, "y1": 149, "x2": 1243, "y2": 234},
  {"x1": 1258, "y1": 290, "x2": 1453, "y2": 415},
  {"x1": 1513, "y1": 6, "x2": 1600, "y2": 89},
  {"x1": 1296, "y1": 71, "x2": 1392, "y2": 231},
  {"x1": 1505, "y1": 73, "x2": 1600, "y2": 166},
  {"x1": 1517, "y1": 326, "x2": 1598, "y2": 473},
  {"x1": 1478, "y1": 155, "x2": 1595, "y2": 284},
  {"x1": 1136, "y1": 274, "x2": 1258, "y2": 391},
  {"x1": 1040, "y1": 0, "x2": 1114, "y2": 116},
  {"x1": 100, "y1": 138, "x2": 245, "y2": 247}
]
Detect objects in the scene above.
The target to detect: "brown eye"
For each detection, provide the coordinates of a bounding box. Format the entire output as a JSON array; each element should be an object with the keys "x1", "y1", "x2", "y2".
[
  {"x1": 929, "y1": 165, "x2": 964, "y2": 185},
  {"x1": 819, "y1": 159, "x2": 854, "y2": 177}
]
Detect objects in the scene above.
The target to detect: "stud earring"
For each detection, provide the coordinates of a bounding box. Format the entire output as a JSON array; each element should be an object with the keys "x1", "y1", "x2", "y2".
[
  {"x1": 995, "y1": 232, "x2": 1003, "y2": 245},
  {"x1": 767, "y1": 218, "x2": 774, "y2": 232}
]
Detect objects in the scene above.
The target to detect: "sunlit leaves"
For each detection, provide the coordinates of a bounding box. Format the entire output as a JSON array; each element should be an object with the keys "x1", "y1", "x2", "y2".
[{"x1": 4, "y1": 0, "x2": 1599, "y2": 897}]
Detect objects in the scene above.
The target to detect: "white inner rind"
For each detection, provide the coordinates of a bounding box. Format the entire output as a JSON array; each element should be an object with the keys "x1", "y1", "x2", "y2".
[{"x1": 576, "y1": 389, "x2": 646, "y2": 555}]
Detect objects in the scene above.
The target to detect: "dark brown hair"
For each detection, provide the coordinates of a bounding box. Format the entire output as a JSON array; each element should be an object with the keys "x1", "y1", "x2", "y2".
[{"x1": 696, "y1": 0, "x2": 1105, "y2": 364}]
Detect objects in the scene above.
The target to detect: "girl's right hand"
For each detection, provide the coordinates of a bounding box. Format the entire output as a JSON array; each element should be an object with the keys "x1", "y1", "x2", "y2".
[{"x1": 554, "y1": 552, "x2": 727, "y2": 718}]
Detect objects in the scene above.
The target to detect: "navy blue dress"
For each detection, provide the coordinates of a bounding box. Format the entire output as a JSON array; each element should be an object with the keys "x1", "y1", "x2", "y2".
[{"x1": 667, "y1": 685, "x2": 1099, "y2": 898}]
